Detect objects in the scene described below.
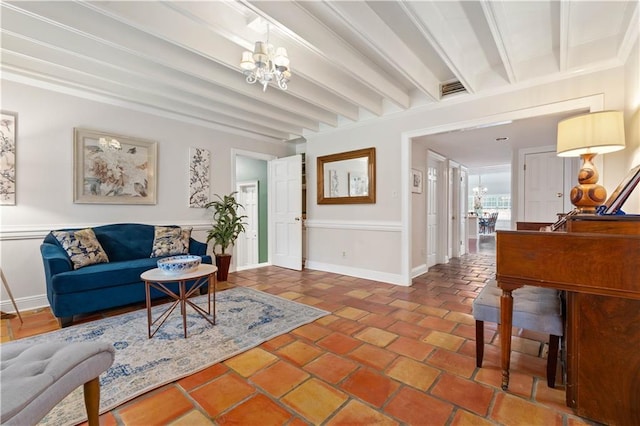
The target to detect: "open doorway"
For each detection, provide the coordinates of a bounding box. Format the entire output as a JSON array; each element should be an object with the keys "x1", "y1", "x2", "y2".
[
  {"x1": 233, "y1": 151, "x2": 274, "y2": 271},
  {"x1": 402, "y1": 95, "x2": 605, "y2": 285}
]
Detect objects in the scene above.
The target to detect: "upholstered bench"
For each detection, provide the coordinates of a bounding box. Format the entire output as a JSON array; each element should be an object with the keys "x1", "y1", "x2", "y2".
[
  {"x1": 0, "y1": 341, "x2": 115, "y2": 425},
  {"x1": 472, "y1": 280, "x2": 564, "y2": 387}
]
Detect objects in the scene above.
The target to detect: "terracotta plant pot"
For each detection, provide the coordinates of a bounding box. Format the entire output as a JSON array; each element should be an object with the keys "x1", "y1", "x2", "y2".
[{"x1": 215, "y1": 254, "x2": 232, "y2": 281}]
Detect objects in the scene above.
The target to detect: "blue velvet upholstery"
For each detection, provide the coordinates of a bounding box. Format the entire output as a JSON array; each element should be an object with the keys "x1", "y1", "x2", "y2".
[{"x1": 41, "y1": 223, "x2": 212, "y2": 324}]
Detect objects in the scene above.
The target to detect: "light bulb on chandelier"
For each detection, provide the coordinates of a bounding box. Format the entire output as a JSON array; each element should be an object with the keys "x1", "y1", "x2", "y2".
[{"x1": 240, "y1": 23, "x2": 290, "y2": 92}]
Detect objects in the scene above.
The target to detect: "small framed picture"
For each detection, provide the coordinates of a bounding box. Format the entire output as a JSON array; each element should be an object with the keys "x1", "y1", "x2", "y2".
[{"x1": 411, "y1": 169, "x2": 423, "y2": 194}]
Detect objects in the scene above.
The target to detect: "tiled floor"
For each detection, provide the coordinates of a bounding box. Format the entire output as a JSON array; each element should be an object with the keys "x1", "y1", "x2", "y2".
[{"x1": 1, "y1": 243, "x2": 596, "y2": 425}]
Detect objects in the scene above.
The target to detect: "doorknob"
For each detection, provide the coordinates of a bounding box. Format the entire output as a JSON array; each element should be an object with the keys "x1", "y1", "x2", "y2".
[
  {"x1": 294, "y1": 217, "x2": 301, "y2": 221},
  {"x1": 556, "y1": 192, "x2": 563, "y2": 198}
]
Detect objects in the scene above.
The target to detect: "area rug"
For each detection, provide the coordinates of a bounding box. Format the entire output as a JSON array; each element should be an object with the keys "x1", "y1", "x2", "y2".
[{"x1": 7, "y1": 287, "x2": 328, "y2": 426}]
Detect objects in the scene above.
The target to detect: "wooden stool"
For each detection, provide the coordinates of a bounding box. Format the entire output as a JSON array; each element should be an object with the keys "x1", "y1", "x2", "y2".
[{"x1": 473, "y1": 280, "x2": 564, "y2": 387}]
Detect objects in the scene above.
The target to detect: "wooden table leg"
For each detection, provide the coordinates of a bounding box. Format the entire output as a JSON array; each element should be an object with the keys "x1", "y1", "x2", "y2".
[
  {"x1": 180, "y1": 280, "x2": 187, "y2": 338},
  {"x1": 212, "y1": 273, "x2": 216, "y2": 324},
  {"x1": 145, "y1": 281, "x2": 152, "y2": 338},
  {"x1": 500, "y1": 287, "x2": 514, "y2": 390}
]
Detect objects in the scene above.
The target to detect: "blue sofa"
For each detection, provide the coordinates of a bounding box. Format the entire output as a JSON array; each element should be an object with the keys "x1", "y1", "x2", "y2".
[{"x1": 40, "y1": 223, "x2": 212, "y2": 327}]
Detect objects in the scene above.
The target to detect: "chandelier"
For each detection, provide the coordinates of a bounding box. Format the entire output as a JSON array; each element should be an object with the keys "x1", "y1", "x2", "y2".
[{"x1": 240, "y1": 24, "x2": 290, "y2": 92}]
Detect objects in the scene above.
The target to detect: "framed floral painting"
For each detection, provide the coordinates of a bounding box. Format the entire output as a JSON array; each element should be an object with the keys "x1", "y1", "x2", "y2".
[
  {"x1": 73, "y1": 128, "x2": 157, "y2": 204},
  {"x1": 0, "y1": 111, "x2": 17, "y2": 205},
  {"x1": 188, "y1": 147, "x2": 210, "y2": 208}
]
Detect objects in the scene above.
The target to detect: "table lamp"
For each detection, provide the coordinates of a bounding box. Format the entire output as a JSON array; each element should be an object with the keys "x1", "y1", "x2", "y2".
[{"x1": 557, "y1": 111, "x2": 626, "y2": 213}]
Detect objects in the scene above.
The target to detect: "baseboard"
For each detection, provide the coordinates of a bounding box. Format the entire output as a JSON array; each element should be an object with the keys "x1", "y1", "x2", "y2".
[
  {"x1": 235, "y1": 262, "x2": 270, "y2": 272},
  {"x1": 305, "y1": 261, "x2": 409, "y2": 286},
  {"x1": 412, "y1": 264, "x2": 428, "y2": 278},
  {"x1": 0, "y1": 294, "x2": 49, "y2": 315}
]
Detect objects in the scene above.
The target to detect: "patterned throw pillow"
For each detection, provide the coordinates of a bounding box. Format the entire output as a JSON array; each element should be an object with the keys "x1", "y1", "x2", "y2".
[
  {"x1": 150, "y1": 226, "x2": 191, "y2": 257},
  {"x1": 52, "y1": 228, "x2": 109, "y2": 270}
]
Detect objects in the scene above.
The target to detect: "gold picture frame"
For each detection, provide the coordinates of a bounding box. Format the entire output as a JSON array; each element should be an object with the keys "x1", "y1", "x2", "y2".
[
  {"x1": 73, "y1": 128, "x2": 157, "y2": 204},
  {"x1": 317, "y1": 147, "x2": 376, "y2": 204}
]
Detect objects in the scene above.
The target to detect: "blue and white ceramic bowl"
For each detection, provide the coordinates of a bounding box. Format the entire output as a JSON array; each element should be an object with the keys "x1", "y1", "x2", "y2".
[{"x1": 157, "y1": 255, "x2": 201, "y2": 275}]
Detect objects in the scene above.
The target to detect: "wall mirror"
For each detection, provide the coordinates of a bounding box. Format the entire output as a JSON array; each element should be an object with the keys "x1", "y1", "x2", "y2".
[{"x1": 317, "y1": 147, "x2": 376, "y2": 204}]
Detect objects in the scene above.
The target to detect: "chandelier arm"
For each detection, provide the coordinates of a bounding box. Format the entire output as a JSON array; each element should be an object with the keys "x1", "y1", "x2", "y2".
[{"x1": 246, "y1": 74, "x2": 258, "y2": 85}]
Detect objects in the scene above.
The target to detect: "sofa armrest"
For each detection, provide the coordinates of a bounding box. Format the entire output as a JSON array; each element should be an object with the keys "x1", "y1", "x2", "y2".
[
  {"x1": 40, "y1": 243, "x2": 73, "y2": 277},
  {"x1": 188, "y1": 238, "x2": 208, "y2": 256}
]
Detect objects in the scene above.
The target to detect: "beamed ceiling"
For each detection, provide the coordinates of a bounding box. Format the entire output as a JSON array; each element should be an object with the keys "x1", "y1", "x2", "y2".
[{"x1": 1, "y1": 1, "x2": 638, "y2": 144}]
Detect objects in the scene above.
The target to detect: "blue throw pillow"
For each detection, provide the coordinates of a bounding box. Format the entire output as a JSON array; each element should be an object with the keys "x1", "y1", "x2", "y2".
[{"x1": 52, "y1": 228, "x2": 109, "y2": 269}]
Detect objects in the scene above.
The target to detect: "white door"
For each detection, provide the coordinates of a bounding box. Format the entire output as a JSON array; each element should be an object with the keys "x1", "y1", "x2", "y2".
[
  {"x1": 459, "y1": 167, "x2": 468, "y2": 255},
  {"x1": 447, "y1": 164, "x2": 454, "y2": 260},
  {"x1": 426, "y1": 162, "x2": 439, "y2": 268},
  {"x1": 236, "y1": 181, "x2": 259, "y2": 268},
  {"x1": 524, "y1": 151, "x2": 565, "y2": 222},
  {"x1": 269, "y1": 155, "x2": 303, "y2": 270}
]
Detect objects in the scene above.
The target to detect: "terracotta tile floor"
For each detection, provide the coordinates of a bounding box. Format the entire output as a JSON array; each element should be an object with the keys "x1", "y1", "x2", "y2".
[{"x1": 1, "y1": 248, "x2": 597, "y2": 425}]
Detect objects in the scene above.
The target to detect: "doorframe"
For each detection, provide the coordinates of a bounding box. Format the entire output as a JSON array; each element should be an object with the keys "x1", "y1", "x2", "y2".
[
  {"x1": 401, "y1": 94, "x2": 605, "y2": 286},
  {"x1": 231, "y1": 149, "x2": 277, "y2": 269}
]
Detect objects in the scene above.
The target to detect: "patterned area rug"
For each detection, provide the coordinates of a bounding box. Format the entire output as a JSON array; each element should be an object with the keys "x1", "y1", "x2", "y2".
[{"x1": 11, "y1": 287, "x2": 328, "y2": 426}]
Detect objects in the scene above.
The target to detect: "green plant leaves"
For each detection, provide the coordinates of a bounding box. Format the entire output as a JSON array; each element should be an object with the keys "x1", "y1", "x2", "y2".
[{"x1": 205, "y1": 192, "x2": 248, "y2": 255}]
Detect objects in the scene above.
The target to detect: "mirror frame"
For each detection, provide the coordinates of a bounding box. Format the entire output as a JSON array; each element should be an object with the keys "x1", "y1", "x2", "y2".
[{"x1": 317, "y1": 147, "x2": 376, "y2": 204}]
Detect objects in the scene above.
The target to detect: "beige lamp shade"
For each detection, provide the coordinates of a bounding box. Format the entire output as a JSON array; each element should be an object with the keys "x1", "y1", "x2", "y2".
[{"x1": 557, "y1": 111, "x2": 625, "y2": 157}]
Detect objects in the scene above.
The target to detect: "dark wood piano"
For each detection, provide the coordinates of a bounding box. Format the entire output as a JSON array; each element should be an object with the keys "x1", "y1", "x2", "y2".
[{"x1": 497, "y1": 215, "x2": 640, "y2": 426}]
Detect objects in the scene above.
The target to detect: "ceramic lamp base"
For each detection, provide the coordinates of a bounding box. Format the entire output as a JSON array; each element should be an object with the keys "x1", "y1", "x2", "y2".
[
  {"x1": 571, "y1": 153, "x2": 607, "y2": 214},
  {"x1": 570, "y1": 183, "x2": 606, "y2": 213}
]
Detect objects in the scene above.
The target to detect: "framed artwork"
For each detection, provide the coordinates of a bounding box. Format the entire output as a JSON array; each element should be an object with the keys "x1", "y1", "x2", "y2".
[
  {"x1": 0, "y1": 111, "x2": 17, "y2": 205},
  {"x1": 329, "y1": 169, "x2": 339, "y2": 197},
  {"x1": 73, "y1": 128, "x2": 157, "y2": 204},
  {"x1": 188, "y1": 147, "x2": 210, "y2": 208},
  {"x1": 411, "y1": 168, "x2": 423, "y2": 194},
  {"x1": 348, "y1": 172, "x2": 368, "y2": 196}
]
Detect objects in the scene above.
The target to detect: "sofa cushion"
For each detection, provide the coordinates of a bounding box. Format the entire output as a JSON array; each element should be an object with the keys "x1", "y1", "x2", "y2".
[
  {"x1": 93, "y1": 224, "x2": 155, "y2": 262},
  {"x1": 52, "y1": 228, "x2": 109, "y2": 270},
  {"x1": 50, "y1": 258, "x2": 160, "y2": 294},
  {"x1": 150, "y1": 226, "x2": 191, "y2": 257}
]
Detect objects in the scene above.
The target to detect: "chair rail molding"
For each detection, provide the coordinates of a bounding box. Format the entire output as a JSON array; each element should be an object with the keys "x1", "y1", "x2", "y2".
[
  {"x1": 0, "y1": 222, "x2": 212, "y2": 241},
  {"x1": 304, "y1": 219, "x2": 402, "y2": 232}
]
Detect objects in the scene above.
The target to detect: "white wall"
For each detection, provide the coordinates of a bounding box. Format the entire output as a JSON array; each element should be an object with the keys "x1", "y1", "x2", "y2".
[
  {"x1": 623, "y1": 39, "x2": 640, "y2": 213},
  {"x1": 306, "y1": 66, "x2": 630, "y2": 285},
  {"x1": 0, "y1": 81, "x2": 292, "y2": 312}
]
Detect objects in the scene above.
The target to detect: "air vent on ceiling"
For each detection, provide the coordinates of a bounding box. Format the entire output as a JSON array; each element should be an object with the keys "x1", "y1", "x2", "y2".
[{"x1": 440, "y1": 80, "x2": 467, "y2": 97}]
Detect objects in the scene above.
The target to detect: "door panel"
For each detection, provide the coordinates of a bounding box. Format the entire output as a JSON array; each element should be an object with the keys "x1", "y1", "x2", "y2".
[
  {"x1": 426, "y1": 164, "x2": 438, "y2": 268},
  {"x1": 236, "y1": 181, "x2": 259, "y2": 268},
  {"x1": 270, "y1": 155, "x2": 302, "y2": 270},
  {"x1": 524, "y1": 152, "x2": 564, "y2": 222}
]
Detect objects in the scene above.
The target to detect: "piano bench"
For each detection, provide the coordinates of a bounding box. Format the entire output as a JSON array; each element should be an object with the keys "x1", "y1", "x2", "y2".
[{"x1": 472, "y1": 280, "x2": 564, "y2": 388}]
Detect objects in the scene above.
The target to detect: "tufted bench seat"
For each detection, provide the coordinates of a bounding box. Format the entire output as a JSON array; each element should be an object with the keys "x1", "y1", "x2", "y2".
[
  {"x1": 0, "y1": 341, "x2": 115, "y2": 425},
  {"x1": 472, "y1": 280, "x2": 564, "y2": 387}
]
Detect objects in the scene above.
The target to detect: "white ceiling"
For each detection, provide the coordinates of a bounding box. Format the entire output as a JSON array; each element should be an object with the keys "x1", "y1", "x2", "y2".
[{"x1": 1, "y1": 0, "x2": 638, "y2": 161}]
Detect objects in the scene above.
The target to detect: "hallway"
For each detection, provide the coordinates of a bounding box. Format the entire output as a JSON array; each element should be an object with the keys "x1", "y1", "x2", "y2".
[{"x1": 468, "y1": 234, "x2": 496, "y2": 256}]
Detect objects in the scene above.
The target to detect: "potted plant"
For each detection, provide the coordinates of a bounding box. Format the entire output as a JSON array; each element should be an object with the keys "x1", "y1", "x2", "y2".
[{"x1": 205, "y1": 192, "x2": 248, "y2": 281}]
